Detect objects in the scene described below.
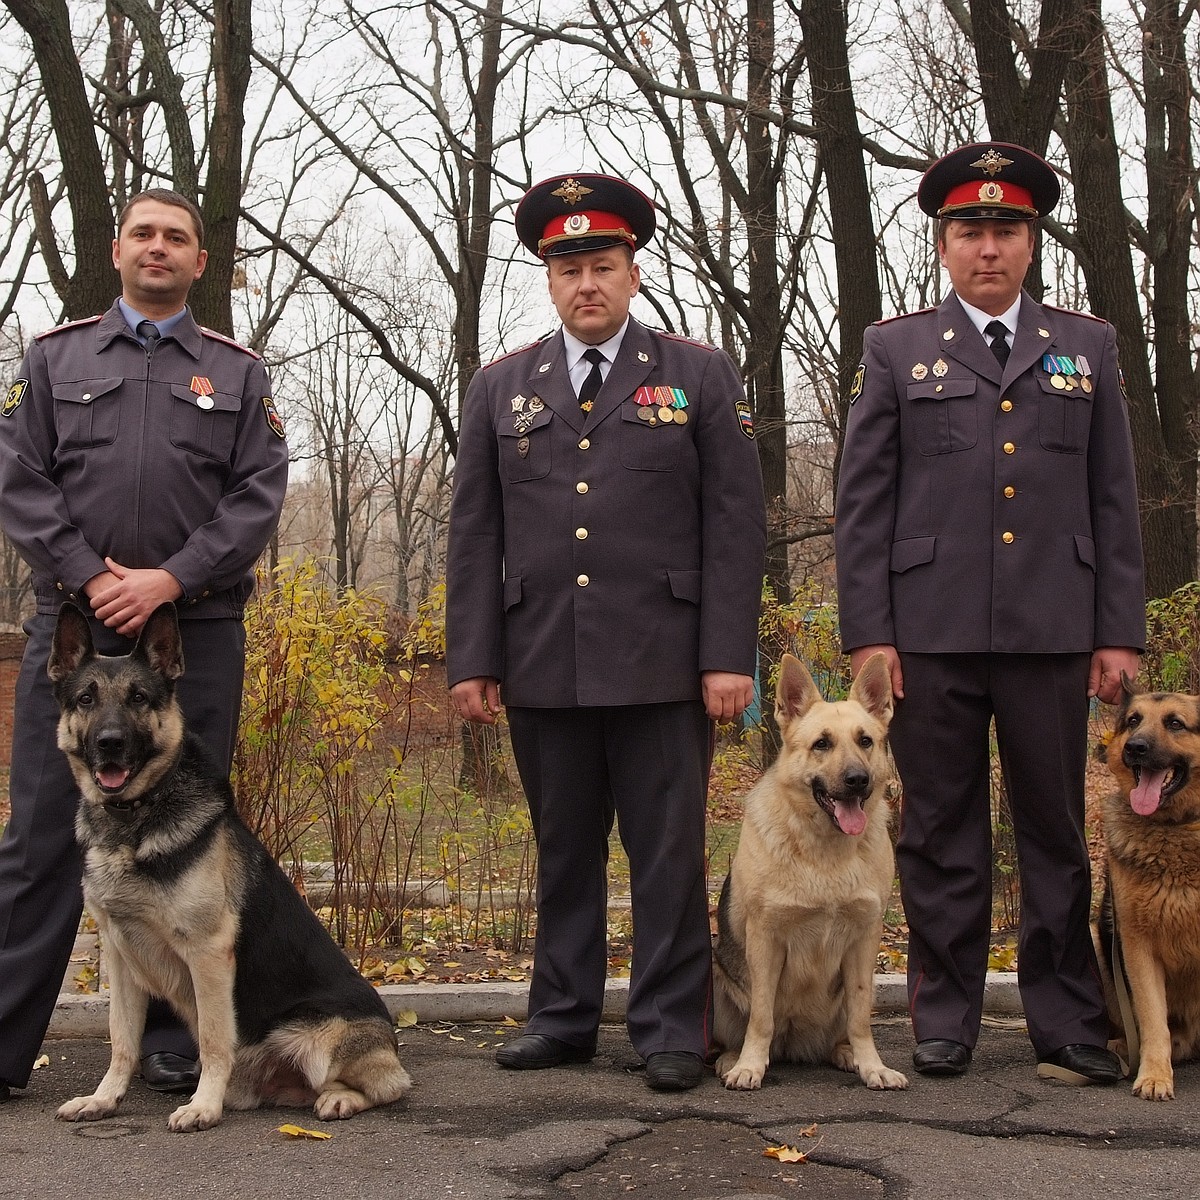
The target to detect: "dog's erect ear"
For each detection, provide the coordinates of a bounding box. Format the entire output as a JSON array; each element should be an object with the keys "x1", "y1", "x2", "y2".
[
  {"x1": 1114, "y1": 670, "x2": 1144, "y2": 719},
  {"x1": 134, "y1": 603, "x2": 185, "y2": 681},
  {"x1": 848, "y1": 651, "x2": 894, "y2": 726},
  {"x1": 48, "y1": 602, "x2": 95, "y2": 683},
  {"x1": 775, "y1": 653, "x2": 821, "y2": 725}
]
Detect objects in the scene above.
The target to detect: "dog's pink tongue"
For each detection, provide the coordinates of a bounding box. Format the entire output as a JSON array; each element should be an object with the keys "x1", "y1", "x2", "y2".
[
  {"x1": 835, "y1": 800, "x2": 868, "y2": 836},
  {"x1": 1131, "y1": 769, "x2": 1169, "y2": 816},
  {"x1": 97, "y1": 767, "x2": 129, "y2": 791}
]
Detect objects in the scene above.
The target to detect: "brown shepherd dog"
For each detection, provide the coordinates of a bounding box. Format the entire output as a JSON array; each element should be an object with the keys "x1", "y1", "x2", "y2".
[
  {"x1": 712, "y1": 652, "x2": 907, "y2": 1091},
  {"x1": 51, "y1": 602, "x2": 412, "y2": 1131},
  {"x1": 1096, "y1": 675, "x2": 1200, "y2": 1101}
]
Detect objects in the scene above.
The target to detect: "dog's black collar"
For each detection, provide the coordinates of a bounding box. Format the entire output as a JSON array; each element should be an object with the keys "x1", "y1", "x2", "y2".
[{"x1": 102, "y1": 798, "x2": 145, "y2": 824}]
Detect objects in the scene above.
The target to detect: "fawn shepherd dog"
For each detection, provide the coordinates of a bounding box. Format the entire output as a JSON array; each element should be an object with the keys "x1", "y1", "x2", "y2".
[
  {"x1": 51, "y1": 602, "x2": 411, "y2": 1132},
  {"x1": 712, "y1": 652, "x2": 907, "y2": 1091},
  {"x1": 1096, "y1": 675, "x2": 1200, "y2": 1101}
]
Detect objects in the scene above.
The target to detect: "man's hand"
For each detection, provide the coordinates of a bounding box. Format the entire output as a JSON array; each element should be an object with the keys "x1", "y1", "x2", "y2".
[
  {"x1": 701, "y1": 671, "x2": 755, "y2": 723},
  {"x1": 849, "y1": 644, "x2": 904, "y2": 699},
  {"x1": 85, "y1": 556, "x2": 184, "y2": 636},
  {"x1": 450, "y1": 676, "x2": 502, "y2": 724},
  {"x1": 1088, "y1": 647, "x2": 1140, "y2": 705}
]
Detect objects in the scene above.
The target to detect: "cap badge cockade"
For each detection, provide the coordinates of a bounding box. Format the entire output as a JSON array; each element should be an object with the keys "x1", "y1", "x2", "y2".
[
  {"x1": 971, "y1": 149, "x2": 1014, "y2": 177},
  {"x1": 551, "y1": 178, "x2": 594, "y2": 206}
]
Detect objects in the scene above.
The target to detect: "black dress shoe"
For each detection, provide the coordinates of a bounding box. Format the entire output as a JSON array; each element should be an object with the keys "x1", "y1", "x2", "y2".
[
  {"x1": 140, "y1": 1051, "x2": 201, "y2": 1093},
  {"x1": 912, "y1": 1039, "x2": 972, "y2": 1076},
  {"x1": 1037, "y1": 1044, "x2": 1121, "y2": 1085},
  {"x1": 645, "y1": 1052, "x2": 704, "y2": 1091},
  {"x1": 0, "y1": 1082, "x2": 10, "y2": 1104},
  {"x1": 495, "y1": 1033, "x2": 596, "y2": 1070}
]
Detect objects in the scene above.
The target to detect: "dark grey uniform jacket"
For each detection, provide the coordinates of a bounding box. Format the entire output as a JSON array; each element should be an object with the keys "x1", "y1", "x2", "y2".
[
  {"x1": 0, "y1": 302, "x2": 288, "y2": 618},
  {"x1": 835, "y1": 291, "x2": 1145, "y2": 655},
  {"x1": 447, "y1": 317, "x2": 766, "y2": 707}
]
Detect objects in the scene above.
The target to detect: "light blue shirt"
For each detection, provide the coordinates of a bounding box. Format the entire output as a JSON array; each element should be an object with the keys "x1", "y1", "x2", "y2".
[
  {"x1": 117, "y1": 299, "x2": 188, "y2": 344},
  {"x1": 562, "y1": 319, "x2": 630, "y2": 396}
]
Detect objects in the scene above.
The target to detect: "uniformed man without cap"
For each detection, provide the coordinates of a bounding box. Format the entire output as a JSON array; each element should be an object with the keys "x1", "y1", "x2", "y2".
[
  {"x1": 834, "y1": 143, "x2": 1145, "y2": 1085},
  {"x1": 0, "y1": 189, "x2": 288, "y2": 1104},
  {"x1": 447, "y1": 174, "x2": 766, "y2": 1091}
]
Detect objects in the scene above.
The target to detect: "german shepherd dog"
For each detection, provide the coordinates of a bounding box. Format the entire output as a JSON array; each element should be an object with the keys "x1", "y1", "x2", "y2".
[
  {"x1": 51, "y1": 603, "x2": 411, "y2": 1131},
  {"x1": 712, "y1": 652, "x2": 907, "y2": 1091},
  {"x1": 1095, "y1": 676, "x2": 1200, "y2": 1101}
]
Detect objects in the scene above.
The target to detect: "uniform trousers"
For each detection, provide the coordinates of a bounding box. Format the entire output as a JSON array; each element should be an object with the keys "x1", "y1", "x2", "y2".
[
  {"x1": 0, "y1": 613, "x2": 245, "y2": 1088},
  {"x1": 889, "y1": 652, "x2": 1109, "y2": 1056},
  {"x1": 506, "y1": 700, "x2": 713, "y2": 1059}
]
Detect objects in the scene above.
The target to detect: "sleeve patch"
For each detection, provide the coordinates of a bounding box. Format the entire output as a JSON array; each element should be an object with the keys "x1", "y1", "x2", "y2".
[
  {"x1": 2, "y1": 378, "x2": 28, "y2": 417},
  {"x1": 262, "y1": 395, "x2": 286, "y2": 438},
  {"x1": 736, "y1": 398, "x2": 755, "y2": 439},
  {"x1": 849, "y1": 363, "x2": 866, "y2": 405}
]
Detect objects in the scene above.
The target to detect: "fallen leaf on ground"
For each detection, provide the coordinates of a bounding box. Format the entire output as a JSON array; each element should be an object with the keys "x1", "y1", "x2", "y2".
[
  {"x1": 764, "y1": 1138, "x2": 821, "y2": 1163},
  {"x1": 33, "y1": 1054, "x2": 50, "y2": 1070},
  {"x1": 278, "y1": 1124, "x2": 332, "y2": 1140},
  {"x1": 394, "y1": 1010, "x2": 418, "y2": 1029}
]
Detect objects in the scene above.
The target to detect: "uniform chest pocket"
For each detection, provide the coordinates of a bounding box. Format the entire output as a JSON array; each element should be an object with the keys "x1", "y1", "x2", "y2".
[
  {"x1": 498, "y1": 408, "x2": 552, "y2": 482},
  {"x1": 52, "y1": 378, "x2": 122, "y2": 450},
  {"x1": 906, "y1": 378, "x2": 978, "y2": 455},
  {"x1": 619, "y1": 404, "x2": 684, "y2": 471},
  {"x1": 169, "y1": 385, "x2": 241, "y2": 460},
  {"x1": 1036, "y1": 372, "x2": 1089, "y2": 454}
]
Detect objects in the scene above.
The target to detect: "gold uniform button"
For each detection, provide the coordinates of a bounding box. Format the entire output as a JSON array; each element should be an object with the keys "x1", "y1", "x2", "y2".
[
  {"x1": 1003, "y1": 486, "x2": 1016, "y2": 498},
  {"x1": 1000, "y1": 399, "x2": 1013, "y2": 412},
  {"x1": 578, "y1": 438, "x2": 590, "y2": 450},
  {"x1": 1002, "y1": 531, "x2": 1014, "y2": 544},
  {"x1": 576, "y1": 481, "x2": 589, "y2": 494},
  {"x1": 576, "y1": 574, "x2": 589, "y2": 587},
  {"x1": 1003, "y1": 442, "x2": 1015, "y2": 454},
  {"x1": 575, "y1": 528, "x2": 588, "y2": 540}
]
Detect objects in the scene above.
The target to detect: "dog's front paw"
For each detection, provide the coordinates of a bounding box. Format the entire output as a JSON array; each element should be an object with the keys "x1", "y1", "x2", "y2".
[
  {"x1": 314, "y1": 1087, "x2": 368, "y2": 1120},
  {"x1": 57, "y1": 1094, "x2": 120, "y2": 1122},
  {"x1": 1132, "y1": 1071, "x2": 1175, "y2": 1101},
  {"x1": 167, "y1": 1100, "x2": 223, "y2": 1131},
  {"x1": 720, "y1": 1057, "x2": 766, "y2": 1090},
  {"x1": 860, "y1": 1064, "x2": 909, "y2": 1090}
]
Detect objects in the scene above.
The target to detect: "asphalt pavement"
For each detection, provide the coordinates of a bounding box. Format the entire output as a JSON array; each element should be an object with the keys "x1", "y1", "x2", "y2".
[{"x1": 2, "y1": 978, "x2": 1199, "y2": 1199}]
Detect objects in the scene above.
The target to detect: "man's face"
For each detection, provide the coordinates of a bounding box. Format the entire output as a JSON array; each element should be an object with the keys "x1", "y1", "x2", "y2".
[
  {"x1": 938, "y1": 219, "x2": 1034, "y2": 315},
  {"x1": 546, "y1": 247, "x2": 640, "y2": 343},
  {"x1": 112, "y1": 199, "x2": 208, "y2": 315}
]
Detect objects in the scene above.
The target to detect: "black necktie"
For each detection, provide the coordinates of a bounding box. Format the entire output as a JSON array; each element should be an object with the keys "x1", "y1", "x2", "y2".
[
  {"x1": 985, "y1": 320, "x2": 1009, "y2": 368},
  {"x1": 578, "y1": 348, "x2": 605, "y2": 411},
  {"x1": 137, "y1": 319, "x2": 160, "y2": 355}
]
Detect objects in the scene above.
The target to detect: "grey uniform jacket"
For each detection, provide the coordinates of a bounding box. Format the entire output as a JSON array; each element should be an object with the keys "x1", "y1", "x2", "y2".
[
  {"x1": 0, "y1": 302, "x2": 289, "y2": 618},
  {"x1": 446, "y1": 317, "x2": 766, "y2": 708},
  {"x1": 835, "y1": 291, "x2": 1145, "y2": 654}
]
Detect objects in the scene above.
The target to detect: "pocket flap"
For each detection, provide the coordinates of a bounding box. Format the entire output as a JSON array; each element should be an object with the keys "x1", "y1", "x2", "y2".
[
  {"x1": 170, "y1": 384, "x2": 241, "y2": 413},
  {"x1": 890, "y1": 536, "x2": 936, "y2": 573},
  {"x1": 906, "y1": 378, "x2": 977, "y2": 401},
  {"x1": 52, "y1": 378, "x2": 122, "y2": 404}
]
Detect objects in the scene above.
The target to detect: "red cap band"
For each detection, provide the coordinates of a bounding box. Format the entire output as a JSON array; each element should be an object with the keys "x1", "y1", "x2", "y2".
[
  {"x1": 538, "y1": 210, "x2": 636, "y2": 253},
  {"x1": 939, "y1": 179, "x2": 1036, "y2": 217}
]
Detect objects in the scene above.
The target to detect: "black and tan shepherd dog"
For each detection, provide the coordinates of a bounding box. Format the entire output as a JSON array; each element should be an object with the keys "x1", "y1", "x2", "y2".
[
  {"x1": 711, "y1": 652, "x2": 907, "y2": 1091},
  {"x1": 1096, "y1": 675, "x2": 1200, "y2": 1101},
  {"x1": 51, "y1": 602, "x2": 411, "y2": 1131}
]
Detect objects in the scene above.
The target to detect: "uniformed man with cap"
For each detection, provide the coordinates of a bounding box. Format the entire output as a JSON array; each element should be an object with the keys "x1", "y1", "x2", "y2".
[
  {"x1": 0, "y1": 188, "x2": 288, "y2": 1104},
  {"x1": 834, "y1": 143, "x2": 1145, "y2": 1084},
  {"x1": 447, "y1": 173, "x2": 766, "y2": 1090}
]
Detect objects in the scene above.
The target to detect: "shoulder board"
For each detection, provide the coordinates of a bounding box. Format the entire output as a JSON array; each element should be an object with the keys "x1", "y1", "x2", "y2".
[
  {"x1": 484, "y1": 337, "x2": 547, "y2": 369},
  {"x1": 1041, "y1": 304, "x2": 1107, "y2": 324},
  {"x1": 35, "y1": 315, "x2": 104, "y2": 341},
  {"x1": 200, "y1": 327, "x2": 262, "y2": 358},
  {"x1": 653, "y1": 330, "x2": 716, "y2": 351},
  {"x1": 874, "y1": 307, "x2": 935, "y2": 327}
]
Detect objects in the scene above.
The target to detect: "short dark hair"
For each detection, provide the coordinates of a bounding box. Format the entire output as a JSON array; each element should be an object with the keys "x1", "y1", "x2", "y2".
[{"x1": 117, "y1": 189, "x2": 205, "y2": 246}]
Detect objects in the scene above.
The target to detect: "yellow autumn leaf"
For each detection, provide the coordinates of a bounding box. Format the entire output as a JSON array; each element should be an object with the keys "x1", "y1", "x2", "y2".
[
  {"x1": 764, "y1": 1145, "x2": 809, "y2": 1163},
  {"x1": 798, "y1": 1123, "x2": 819, "y2": 1138},
  {"x1": 501, "y1": 1015, "x2": 521, "y2": 1027},
  {"x1": 394, "y1": 1010, "x2": 419, "y2": 1029},
  {"x1": 278, "y1": 1124, "x2": 333, "y2": 1140},
  {"x1": 33, "y1": 1054, "x2": 50, "y2": 1070}
]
